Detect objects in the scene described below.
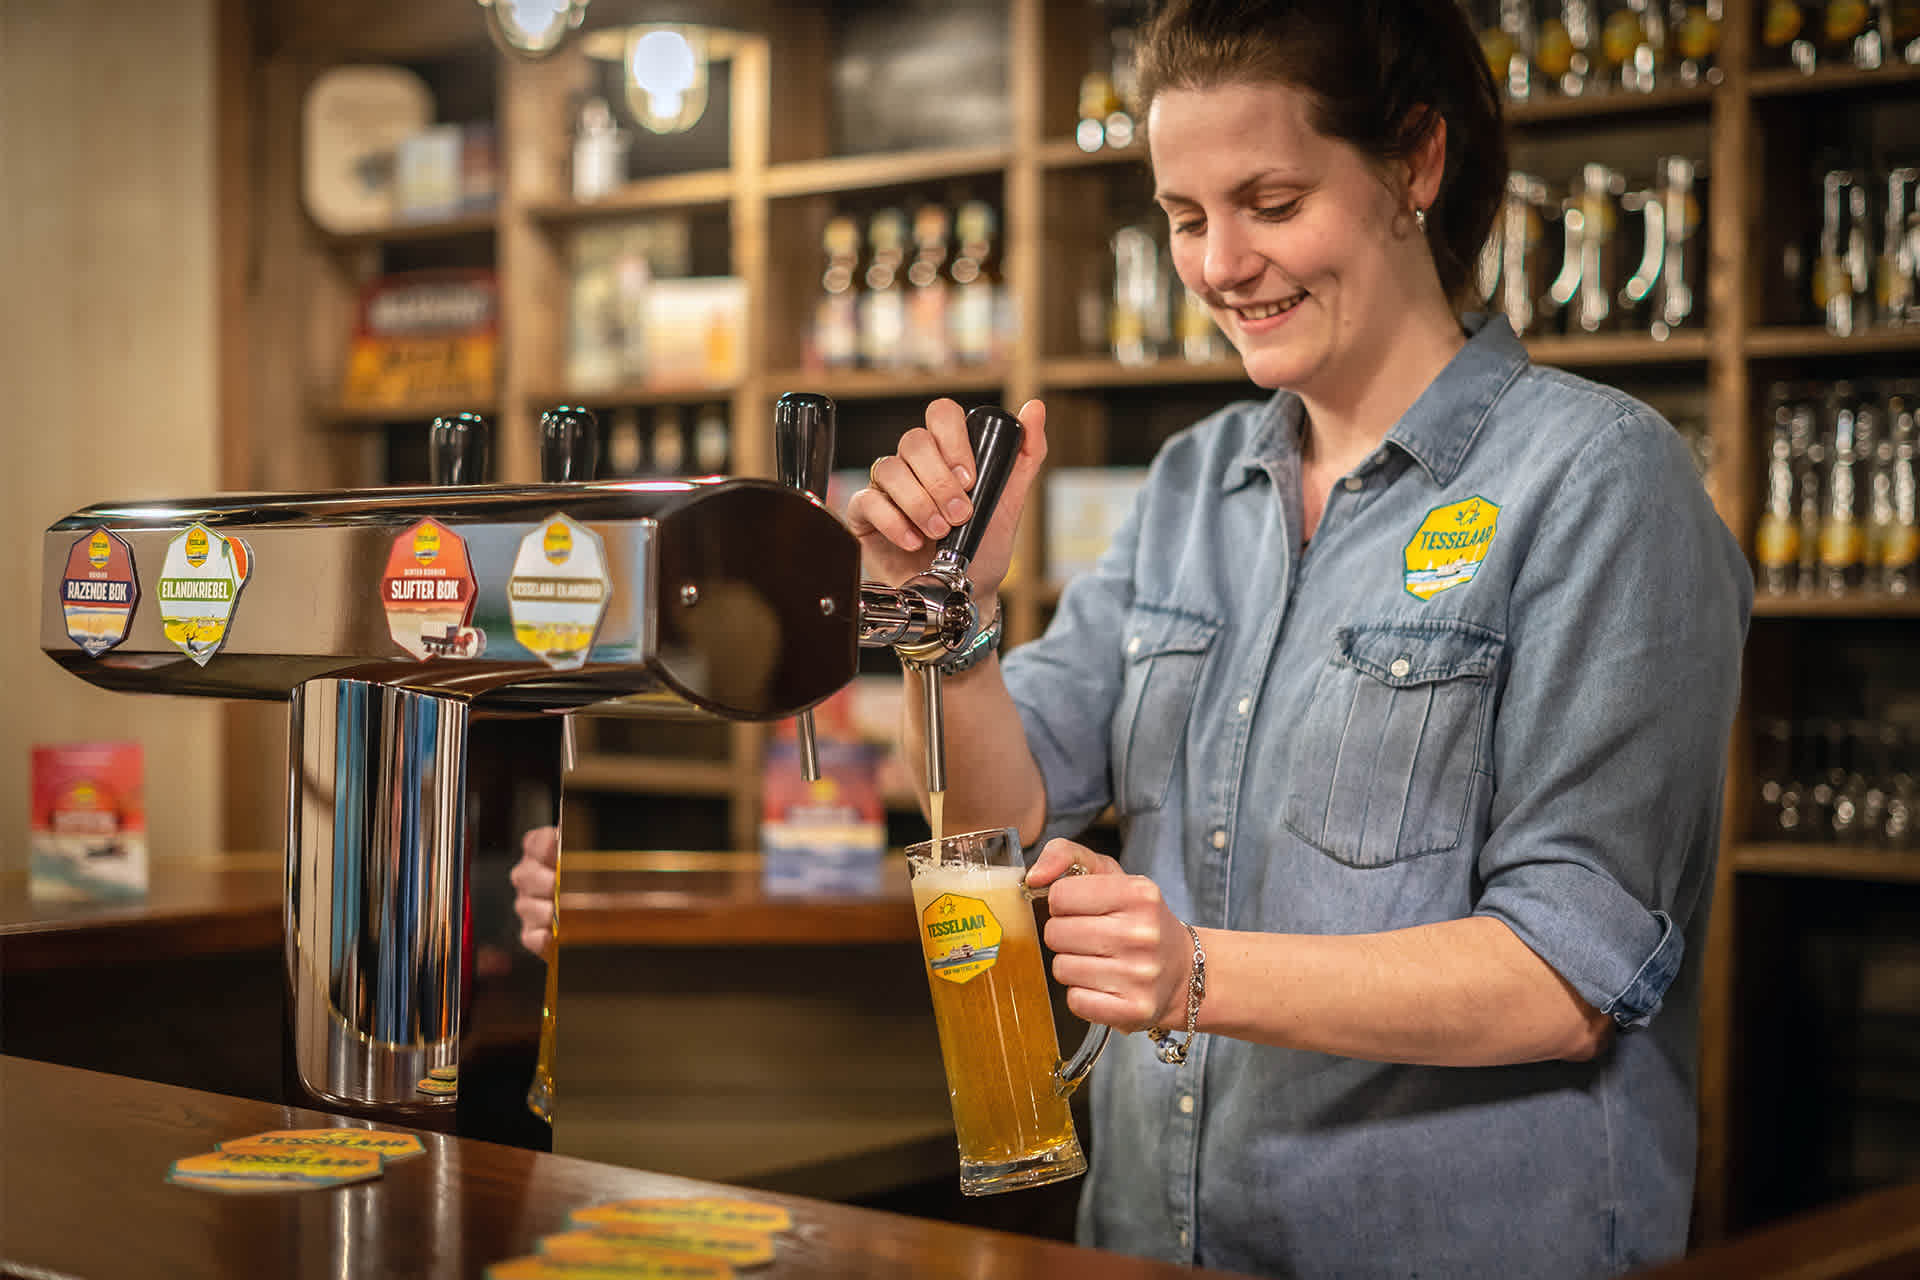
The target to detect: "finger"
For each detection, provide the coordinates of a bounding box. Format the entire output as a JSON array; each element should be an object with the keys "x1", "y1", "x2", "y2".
[
  {"x1": 1063, "y1": 985, "x2": 1157, "y2": 1031},
  {"x1": 1045, "y1": 912, "x2": 1163, "y2": 959},
  {"x1": 520, "y1": 925, "x2": 551, "y2": 959},
  {"x1": 990, "y1": 399, "x2": 1051, "y2": 532},
  {"x1": 924, "y1": 398, "x2": 976, "y2": 488},
  {"x1": 845, "y1": 485, "x2": 925, "y2": 552},
  {"x1": 1023, "y1": 837, "x2": 1088, "y2": 889},
  {"x1": 513, "y1": 894, "x2": 552, "y2": 931},
  {"x1": 509, "y1": 859, "x2": 556, "y2": 898},
  {"x1": 1051, "y1": 951, "x2": 1161, "y2": 994},
  {"x1": 868, "y1": 450, "x2": 952, "y2": 542},
  {"x1": 522, "y1": 825, "x2": 560, "y2": 867},
  {"x1": 901, "y1": 426, "x2": 974, "y2": 530}
]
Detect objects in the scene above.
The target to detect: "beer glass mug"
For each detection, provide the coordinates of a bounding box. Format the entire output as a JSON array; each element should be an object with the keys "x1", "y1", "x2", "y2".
[{"x1": 906, "y1": 828, "x2": 1110, "y2": 1195}]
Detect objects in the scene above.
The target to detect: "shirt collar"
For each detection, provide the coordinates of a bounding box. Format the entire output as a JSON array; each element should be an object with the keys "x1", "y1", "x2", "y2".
[{"x1": 1223, "y1": 313, "x2": 1529, "y2": 492}]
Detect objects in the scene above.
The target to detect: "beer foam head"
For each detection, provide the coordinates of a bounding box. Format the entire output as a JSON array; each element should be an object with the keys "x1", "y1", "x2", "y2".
[{"x1": 907, "y1": 859, "x2": 1029, "y2": 897}]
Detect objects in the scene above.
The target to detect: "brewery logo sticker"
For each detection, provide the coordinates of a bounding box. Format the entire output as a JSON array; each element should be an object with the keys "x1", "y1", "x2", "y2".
[
  {"x1": 167, "y1": 1147, "x2": 384, "y2": 1193},
  {"x1": 218, "y1": 1129, "x2": 425, "y2": 1162},
  {"x1": 416, "y1": 1072, "x2": 457, "y2": 1096},
  {"x1": 543, "y1": 1223, "x2": 775, "y2": 1267},
  {"x1": 1404, "y1": 496, "x2": 1500, "y2": 602},
  {"x1": 381, "y1": 518, "x2": 484, "y2": 660},
  {"x1": 920, "y1": 892, "x2": 1005, "y2": 986},
  {"x1": 155, "y1": 523, "x2": 253, "y2": 665},
  {"x1": 486, "y1": 1255, "x2": 732, "y2": 1280},
  {"x1": 572, "y1": 1198, "x2": 794, "y2": 1234},
  {"x1": 508, "y1": 513, "x2": 611, "y2": 671},
  {"x1": 61, "y1": 527, "x2": 139, "y2": 656},
  {"x1": 539, "y1": 1233, "x2": 762, "y2": 1270}
]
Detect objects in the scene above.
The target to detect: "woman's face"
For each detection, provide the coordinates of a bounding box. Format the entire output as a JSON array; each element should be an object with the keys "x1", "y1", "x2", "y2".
[{"x1": 1149, "y1": 79, "x2": 1427, "y2": 397}]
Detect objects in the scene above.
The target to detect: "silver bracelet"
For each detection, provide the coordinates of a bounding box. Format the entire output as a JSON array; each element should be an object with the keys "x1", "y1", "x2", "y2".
[
  {"x1": 905, "y1": 601, "x2": 1003, "y2": 677},
  {"x1": 1146, "y1": 921, "x2": 1206, "y2": 1065}
]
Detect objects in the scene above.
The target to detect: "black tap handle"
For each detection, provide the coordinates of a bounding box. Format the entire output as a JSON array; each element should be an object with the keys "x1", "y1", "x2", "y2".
[
  {"x1": 540, "y1": 406, "x2": 599, "y2": 483},
  {"x1": 429, "y1": 412, "x2": 491, "y2": 486},
  {"x1": 775, "y1": 392, "x2": 836, "y2": 500},
  {"x1": 939, "y1": 405, "x2": 1025, "y2": 567}
]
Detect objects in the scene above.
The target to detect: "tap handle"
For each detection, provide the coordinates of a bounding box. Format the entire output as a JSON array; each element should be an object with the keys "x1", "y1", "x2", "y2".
[
  {"x1": 429, "y1": 412, "x2": 491, "y2": 486},
  {"x1": 939, "y1": 405, "x2": 1024, "y2": 568},
  {"x1": 541, "y1": 406, "x2": 599, "y2": 483},
  {"x1": 774, "y1": 391, "x2": 836, "y2": 500}
]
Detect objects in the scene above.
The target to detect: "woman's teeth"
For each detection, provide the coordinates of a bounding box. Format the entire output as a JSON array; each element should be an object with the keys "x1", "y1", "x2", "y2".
[{"x1": 1237, "y1": 295, "x2": 1303, "y2": 321}]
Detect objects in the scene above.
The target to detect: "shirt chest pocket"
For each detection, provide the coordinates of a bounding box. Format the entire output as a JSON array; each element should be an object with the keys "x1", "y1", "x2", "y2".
[
  {"x1": 1282, "y1": 621, "x2": 1503, "y2": 868},
  {"x1": 1110, "y1": 605, "x2": 1222, "y2": 815}
]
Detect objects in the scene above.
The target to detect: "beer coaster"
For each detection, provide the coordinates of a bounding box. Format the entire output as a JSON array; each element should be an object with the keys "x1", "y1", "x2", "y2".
[
  {"x1": 168, "y1": 1147, "x2": 384, "y2": 1193},
  {"x1": 219, "y1": 1128, "x2": 425, "y2": 1162},
  {"x1": 544, "y1": 1224, "x2": 773, "y2": 1267},
  {"x1": 417, "y1": 1074, "x2": 458, "y2": 1096},
  {"x1": 486, "y1": 1255, "x2": 732, "y2": 1280},
  {"x1": 571, "y1": 1198, "x2": 792, "y2": 1234},
  {"x1": 427, "y1": 1064, "x2": 460, "y2": 1081}
]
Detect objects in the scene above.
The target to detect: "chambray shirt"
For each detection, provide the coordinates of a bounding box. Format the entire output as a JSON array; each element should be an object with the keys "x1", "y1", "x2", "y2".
[{"x1": 1000, "y1": 315, "x2": 1751, "y2": 1279}]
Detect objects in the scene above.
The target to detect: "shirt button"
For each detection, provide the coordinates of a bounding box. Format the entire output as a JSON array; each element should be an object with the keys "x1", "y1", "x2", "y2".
[
  {"x1": 1210, "y1": 829, "x2": 1226, "y2": 849},
  {"x1": 1127, "y1": 636, "x2": 1141, "y2": 656},
  {"x1": 1235, "y1": 696, "x2": 1251, "y2": 716},
  {"x1": 1179, "y1": 1229, "x2": 1191, "y2": 1248},
  {"x1": 1179, "y1": 1094, "x2": 1195, "y2": 1114},
  {"x1": 1389, "y1": 657, "x2": 1412, "y2": 678},
  {"x1": 1342, "y1": 475, "x2": 1363, "y2": 492},
  {"x1": 1372, "y1": 450, "x2": 1388, "y2": 465}
]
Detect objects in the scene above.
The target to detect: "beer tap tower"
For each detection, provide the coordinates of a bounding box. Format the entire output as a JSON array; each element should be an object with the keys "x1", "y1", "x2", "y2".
[{"x1": 38, "y1": 394, "x2": 1021, "y2": 1141}]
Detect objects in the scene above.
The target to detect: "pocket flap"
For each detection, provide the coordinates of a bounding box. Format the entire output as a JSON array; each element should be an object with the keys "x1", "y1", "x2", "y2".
[
  {"x1": 1335, "y1": 621, "x2": 1503, "y2": 687},
  {"x1": 1123, "y1": 605, "x2": 1221, "y2": 662}
]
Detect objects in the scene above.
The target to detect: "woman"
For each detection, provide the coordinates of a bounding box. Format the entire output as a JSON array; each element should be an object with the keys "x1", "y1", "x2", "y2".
[
  {"x1": 516, "y1": 0, "x2": 1749, "y2": 1271},
  {"x1": 845, "y1": 0, "x2": 1748, "y2": 1275}
]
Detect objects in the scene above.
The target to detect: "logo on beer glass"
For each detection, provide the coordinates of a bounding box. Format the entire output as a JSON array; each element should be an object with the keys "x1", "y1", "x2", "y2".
[{"x1": 922, "y1": 893, "x2": 1004, "y2": 984}]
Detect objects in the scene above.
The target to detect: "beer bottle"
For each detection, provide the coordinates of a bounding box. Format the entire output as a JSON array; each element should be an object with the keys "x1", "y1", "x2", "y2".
[
  {"x1": 859, "y1": 208, "x2": 909, "y2": 371},
  {"x1": 1882, "y1": 168, "x2": 1918, "y2": 327},
  {"x1": 1816, "y1": 169, "x2": 1873, "y2": 337},
  {"x1": 1818, "y1": 382, "x2": 1866, "y2": 595},
  {"x1": 815, "y1": 213, "x2": 862, "y2": 372},
  {"x1": 949, "y1": 199, "x2": 1002, "y2": 367},
  {"x1": 1793, "y1": 393, "x2": 1827, "y2": 594},
  {"x1": 905, "y1": 201, "x2": 953, "y2": 371},
  {"x1": 1756, "y1": 385, "x2": 1802, "y2": 595},
  {"x1": 693, "y1": 403, "x2": 729, "y2": 474},
  {"x1": 1882, "y1": 386, "x2": 1920, "y2": 593},
  {"x1": 1075, "y1": 36, "x2": 1119, "y2": 152},
  {"x1": 1670, "y1": 0, "x2": 1724, "y2": 83},
  {"x1": 650, "y1": 406, "x2": 686, "y2": 476}
]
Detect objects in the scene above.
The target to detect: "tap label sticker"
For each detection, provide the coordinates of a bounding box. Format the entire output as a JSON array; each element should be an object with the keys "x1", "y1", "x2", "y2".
[
  {"x1": 1404, "y1": 496, "x2": 1500, "y2": 601},
  {"x1": 920, "y1": 893, "x2": 1004, "y2": 986},
  {"x1": 382, "y1": 518, "x2": 484, "y2": 660},
  {"x1": 571, "y1": 1198, "x2": 794, "y2": 1234},
  {"x1": 155, "y1": 523, "x2": 253, "y2": 665},
  {"x1": 167, "y1": 1146, "x2": 384, "y2": 1193},
  {"x1": 218, "y1": 1128, "x2": 425, "y2": 1162},
  {"x1": 61, "y1": 527, "x2": 139, "y2": 656},
  {"x1": 508, "y1": 513, "x2": 611, "y2": 670}
]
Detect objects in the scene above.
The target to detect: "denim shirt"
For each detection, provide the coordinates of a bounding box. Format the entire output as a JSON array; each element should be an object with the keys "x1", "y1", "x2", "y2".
[{"x1": 1000, "y1": 315, "x2": 1751, "y2": 1279}]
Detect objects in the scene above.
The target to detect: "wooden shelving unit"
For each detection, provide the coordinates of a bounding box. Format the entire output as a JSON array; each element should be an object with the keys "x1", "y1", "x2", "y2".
[
  {"x1": 241, "y1": 0, "x2": 1920, "y2": 1247},
  {"x1": 1732, "y1": 843, "x2": 1920, "y2": 884},
  {"x1": 319, "y1": 212, "x2": 498, "y2": 250}
]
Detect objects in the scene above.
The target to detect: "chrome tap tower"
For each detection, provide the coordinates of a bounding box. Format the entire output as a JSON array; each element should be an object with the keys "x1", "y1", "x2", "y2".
[{"x1": 39, "y1": 395, "x2": 1020, "y2": 1137}]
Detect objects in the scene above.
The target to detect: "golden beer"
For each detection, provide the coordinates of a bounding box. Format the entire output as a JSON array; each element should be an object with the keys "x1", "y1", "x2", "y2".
[{"x1": 907, "y1": 829, "x2": 1107, "y2": 1195}]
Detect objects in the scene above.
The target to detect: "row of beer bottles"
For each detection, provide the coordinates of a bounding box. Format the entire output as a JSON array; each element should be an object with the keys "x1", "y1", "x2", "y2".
[
  {"x1": 601, "y1": 404, "x2": 730, "y2": 478},
  {"x1": 1753, "y1": 715, "x2": 1920, "y2": 848}
]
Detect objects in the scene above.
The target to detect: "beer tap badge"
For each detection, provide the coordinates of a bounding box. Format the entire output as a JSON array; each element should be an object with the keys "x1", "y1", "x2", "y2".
[
  {"x1": 61, "y1": 527, "x2": 139, "y2": 656},
  {"x1": 156, "y1": 523, "x2": 253, "y2": 665},
  {"x1": 921, "y1": 892, "x2": 1004, "y2": 985},
  {"x1": 381, "y1": 518, "x2": 484, "y2": 660},
  {"x1": 507, "y1": 513, "x2": 611, "y2": 670}
]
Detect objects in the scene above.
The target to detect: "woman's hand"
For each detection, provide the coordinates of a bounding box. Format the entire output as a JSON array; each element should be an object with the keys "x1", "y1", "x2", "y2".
[
  {"x1": 510, "y1": 825, "x2": 559, "y2": 959},
  {"x1": 1026, "y1": 838, "x2": 1194, "y2": 1032},
  {"x1": 844, "y1": 397, "x2": 1048, "y2": 596}
]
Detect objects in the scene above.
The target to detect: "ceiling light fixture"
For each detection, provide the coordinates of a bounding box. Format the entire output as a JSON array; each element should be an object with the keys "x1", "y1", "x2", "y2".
[{"x1": 478, "y1": 0, "x2": 590, "y2": 58}]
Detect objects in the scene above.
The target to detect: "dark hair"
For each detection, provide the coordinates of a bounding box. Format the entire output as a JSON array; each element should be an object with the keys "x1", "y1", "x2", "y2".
[{"x1": 1136, "y1": 0, "x2": 1507, "y2": 306}]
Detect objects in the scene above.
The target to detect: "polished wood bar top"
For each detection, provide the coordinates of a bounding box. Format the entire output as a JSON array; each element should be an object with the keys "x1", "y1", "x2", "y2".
[
  {"x1": 1636, "y1": 1179, "x2": 1920, "y2": 1278},
  {"x1": 0, "y1": 1056, "x2": 1246, "y2": 1280},
  {"x1": 1, "y1": 851, "x2": 919, "y2": 970}
]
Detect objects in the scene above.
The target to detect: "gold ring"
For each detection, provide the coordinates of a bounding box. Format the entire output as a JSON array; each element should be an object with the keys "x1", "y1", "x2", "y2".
[{"x1": 869, "y1": 458, "x2": 886, "y2": 486}]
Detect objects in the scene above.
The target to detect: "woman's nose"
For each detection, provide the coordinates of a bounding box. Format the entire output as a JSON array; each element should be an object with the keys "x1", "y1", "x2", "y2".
[{"x1": 1202, "y1": 223, "x2": 1261, "y2": 295}]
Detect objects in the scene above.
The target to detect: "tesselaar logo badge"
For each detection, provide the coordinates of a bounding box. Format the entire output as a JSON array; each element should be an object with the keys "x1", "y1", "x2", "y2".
[
  {"x1": 380, "y1": 518, "x2": 484, "y2": 661},
  {"x1": 61, "y1": 527, "x2": 139, "y2": 656},
  {"x1": 155, "y1": 523, "x2": 252, "y2": 665},
  {"x1": 1404, "y1": 497, "x2": 1500, "y2": 601},
  {"x1": 508, "y1": 514, "x2": 611, "y2": 670}
]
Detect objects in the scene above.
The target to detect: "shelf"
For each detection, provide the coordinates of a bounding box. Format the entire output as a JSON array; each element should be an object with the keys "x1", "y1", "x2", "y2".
[
  {"x1": 766, "y1": 144, "x2": 1012, "y2": 199},
  {"x1": 318, "y1": 212, "x2": 498, "y2": 250},
  {"x1": 766, "y1": 367, "x2": 1008, "y2": 401},
  {"x1": 1524, "y1": 332, "x2": 1713, "y2": 367},
  {"x1": 1751, "y1": 590, "x2": 1920, "y2": 617},
  {"x1": 1505, "y1": 82, "x2": 1717, "y2": 126},
  {"x1": 525, "y1": 384, "x2": 739, "y2": 409},
  {"x1": 1039, "y1": 355, "x2": 1252, "y2": 389},
  {"x1": 315, "y1": 397, "x2": 498, "y2": 427},
  {"x1": 526, "y1": 170, "x2": 735, "y2": 224},
  {"x1": 1745, "y1": 326, "x2": 1920, "y2": 359},
  {"x1": 567, "y1": 754, "x2": 738, "y2": 796},
  {"x1": 1037, "y1": 138, "x2": 1149, "y2": 170},
  {"x1": 1732, "y1": 843, "x2": 1920, "y2": 884},
  {"x1": 1749, "y1": 61, "x2": 1920, "y2": 100}
]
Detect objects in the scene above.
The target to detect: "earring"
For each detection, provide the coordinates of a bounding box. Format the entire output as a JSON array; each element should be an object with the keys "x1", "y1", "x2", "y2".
[{"x1": 1414, "y1": 207, "x2": 1428, "y2": 232}]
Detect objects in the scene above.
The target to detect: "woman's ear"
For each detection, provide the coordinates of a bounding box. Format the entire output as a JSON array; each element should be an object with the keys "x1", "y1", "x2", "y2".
[{"x1": 1404, "y1": 106, "x2": 1448, "y2": 212}]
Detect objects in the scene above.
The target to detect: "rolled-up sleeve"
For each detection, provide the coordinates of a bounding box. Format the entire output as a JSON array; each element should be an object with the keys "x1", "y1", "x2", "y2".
[
  {"x1": 1000, "y1": 499, "x2": 1141, "y2": 849},
  {"x1": 1472, "y1": 412, "x2": 1750, "y2": 1030}
]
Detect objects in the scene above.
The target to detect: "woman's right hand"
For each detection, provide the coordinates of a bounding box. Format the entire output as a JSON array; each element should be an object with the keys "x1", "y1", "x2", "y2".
[
  {"x1": 844, "y1": 397, "x2": 1048, "y2": 597},
  {"x1": 510, "y1": 825, "x2": 559, "y2": 959}
]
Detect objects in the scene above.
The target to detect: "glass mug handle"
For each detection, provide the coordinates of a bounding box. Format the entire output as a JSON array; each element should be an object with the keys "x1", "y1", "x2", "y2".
[{"x1": 1022, "y1": 862, "x2": 1113, "y2": 1097}]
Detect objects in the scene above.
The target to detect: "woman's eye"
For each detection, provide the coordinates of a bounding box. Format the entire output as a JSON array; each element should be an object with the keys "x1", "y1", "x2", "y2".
[
  {"x1": 1255, "y1": 200, "x2": 1301, "y2": 222},
  {"x1": 1170, "y1": 217, "x2": 1205, "y2": 237}
]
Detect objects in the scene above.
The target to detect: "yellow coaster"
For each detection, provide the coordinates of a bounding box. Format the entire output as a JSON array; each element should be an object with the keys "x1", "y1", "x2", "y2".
[
  {"x1": 544, "y1": 1224, "x2": 771, "y2": 1267},
  {"x1": 486, "y1": 1255, "x2": 731, "y2": 1280},
  {"x1": 220, "y1": 1128, "x2": 425, "y2": 1162},
  {"x1": 417, "y1": 1075, "x2": 458, "y2": 1096},
  {"x1": 168, "y1": 1147, "x2": 384, "y2": 1193},
  {"x1": 571, "y1": 1198, "x2": 792, "y2": 1234},
  {"x1": 427, "y1": 1065, "x2": 460, "y2": 1081}
]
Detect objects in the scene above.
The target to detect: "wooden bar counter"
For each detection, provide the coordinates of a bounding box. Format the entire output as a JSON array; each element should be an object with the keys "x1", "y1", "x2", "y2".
[{"x1": 0, "y1": 1055, "x2": 1246, "y2": 1279}]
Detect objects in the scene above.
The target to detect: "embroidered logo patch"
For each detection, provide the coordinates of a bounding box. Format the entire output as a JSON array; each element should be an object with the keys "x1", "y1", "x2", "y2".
[{"x1": 1404, "y1": 496, "x2": 1500, "y2": 600}]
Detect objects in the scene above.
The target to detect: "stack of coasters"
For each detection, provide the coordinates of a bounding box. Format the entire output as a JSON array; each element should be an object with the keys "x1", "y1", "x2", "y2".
[
  {"x1": 484, "y1": 1196, "x2": 795, "y2": 1279},
  {"x1": 166, "y1": 1127, "x2": 424, "y2": 1194}
]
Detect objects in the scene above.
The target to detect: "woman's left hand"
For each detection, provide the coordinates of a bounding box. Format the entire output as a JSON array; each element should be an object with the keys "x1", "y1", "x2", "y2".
[{"x1": 1026, "y1": 838, "x2": 1196, "y2": 1032}]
